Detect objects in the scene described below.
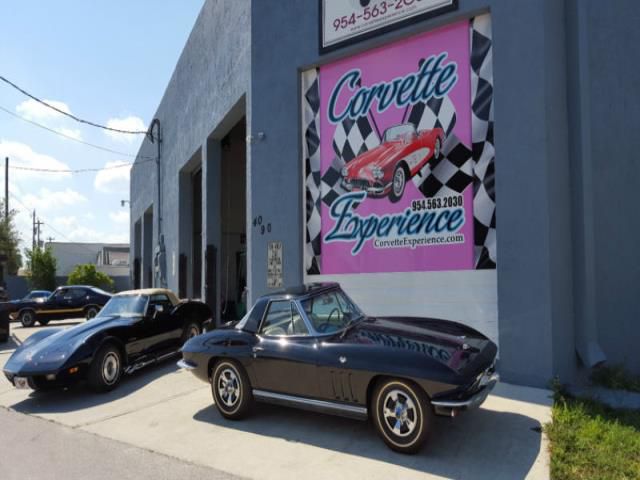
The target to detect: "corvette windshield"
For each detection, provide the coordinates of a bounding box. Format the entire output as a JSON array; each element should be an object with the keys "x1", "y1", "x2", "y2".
[
  {"x1": 301, "y1": 290, "x2": 363, "y2": 334},
  {"x1": 383, "y1": 124, "x2": 415, "y2": 142},
  {"x1": 97, "y1": 295, "x2": 148, "y2": 318}
]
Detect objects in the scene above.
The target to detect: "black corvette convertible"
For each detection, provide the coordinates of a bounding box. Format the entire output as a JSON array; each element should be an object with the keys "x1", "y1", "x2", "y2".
[
  {"x1": 180, "y1": 283, "x2": 498, "y2": 454},
  {"x1": 4, "y1": 289, "x2": 211, "y2": 392}
]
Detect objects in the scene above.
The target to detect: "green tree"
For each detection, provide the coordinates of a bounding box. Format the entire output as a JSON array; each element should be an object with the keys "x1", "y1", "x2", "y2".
[
  {"x1": 0, "y1": 201, "x2": 23, "y2": 275},
  {"x1": 67, "y1": 264, "x2": 114, "y2": 291},
  {"x1": 25, "y1": 247, "x2": 57, "y2": 291}
]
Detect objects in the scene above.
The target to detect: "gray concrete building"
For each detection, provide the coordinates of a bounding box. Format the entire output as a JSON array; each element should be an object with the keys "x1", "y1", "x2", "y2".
[{"x1": 130, "y1": 0, "x2": 640, "y2": 387}]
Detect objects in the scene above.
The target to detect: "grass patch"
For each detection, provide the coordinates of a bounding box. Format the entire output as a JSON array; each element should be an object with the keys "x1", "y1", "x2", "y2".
[
  {"x1": 590, "y1": 364, "x2": 640, "y2": 393},
  {"x1": 546, "y1": 394, "x2": 640, "y2": 480}
]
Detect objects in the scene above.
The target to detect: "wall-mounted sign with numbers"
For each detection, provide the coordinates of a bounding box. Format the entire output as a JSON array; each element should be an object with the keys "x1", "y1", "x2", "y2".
[
  {"x1": 321, "y1": 0, "x2": 457, "y2": 53},
  {"x1": 267, "y1": 241, "x2": 283, "y2": 289}
]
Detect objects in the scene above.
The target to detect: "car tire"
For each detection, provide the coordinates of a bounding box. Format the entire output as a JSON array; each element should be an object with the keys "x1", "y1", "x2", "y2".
[
  {"x1": 371, "y1": 378, "x2": 433, "y2": 454},
  {"x1": 389, "y1": 164, "x2": 407, "y2": 203},
  {"x1": 181, "y1": 321, "x2": 201, "y2": 345},
  {"x1": 85, "y1": 306, "x2": 99, "y2": 320},
  {"x1": 211, "y1": 360, "x2": 252, "y2": 420},
  {"x1": 88, "y1": 343, "x2": 123, "y2": 393},
  {"x1": 38, "y1": 318, "x2": 50, "y2": 326},
  {"x1": 19, "y1": 310, "x2": 36, "y2": 328}
]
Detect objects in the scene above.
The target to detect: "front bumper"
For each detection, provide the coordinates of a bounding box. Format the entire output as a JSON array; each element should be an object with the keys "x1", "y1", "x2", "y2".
[
  {"x1": 4, "y1": 364, "x2": 88, "y2": 390},
  {"x1": 341, "y1": 178, "x2": 392, "y2": 196},
  {"x1": 431, "y1": 373, "x2": 500, "y2": 416}
]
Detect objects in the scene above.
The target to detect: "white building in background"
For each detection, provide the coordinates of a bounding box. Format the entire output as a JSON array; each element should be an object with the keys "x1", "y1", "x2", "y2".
[{"x1": 47, "y1": 242, "x2": 130, "y2": 291}]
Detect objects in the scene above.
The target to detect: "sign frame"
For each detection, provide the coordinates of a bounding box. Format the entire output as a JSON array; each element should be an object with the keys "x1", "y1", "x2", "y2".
[{"x1": 320, "y1": 0, "x2": 458, "y2": 54}]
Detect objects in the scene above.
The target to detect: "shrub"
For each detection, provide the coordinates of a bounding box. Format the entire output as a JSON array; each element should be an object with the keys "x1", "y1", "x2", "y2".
[{"x1": 67, "y1": 264, "x2": 114, "y2": 291}]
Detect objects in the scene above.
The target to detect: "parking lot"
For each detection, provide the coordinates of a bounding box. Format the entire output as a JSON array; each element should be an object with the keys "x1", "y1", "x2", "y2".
[{"x1": 0, "y1": 322, "x2": 551, "y2": 480}]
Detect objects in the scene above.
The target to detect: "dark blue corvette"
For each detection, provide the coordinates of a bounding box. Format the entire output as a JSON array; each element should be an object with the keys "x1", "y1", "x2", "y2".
[
  {"x1": 4, "y1": 289, "x2": 211, "y2": 392},
  {"x1": 180, "y1": 283, "x2": 498, "y2": 454}
]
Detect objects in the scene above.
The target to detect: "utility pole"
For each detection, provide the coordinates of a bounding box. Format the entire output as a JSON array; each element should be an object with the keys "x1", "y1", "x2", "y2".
[
  {"x1": 32, "y1": 210, "x2": 36, "y2": 250},
  {"x1": 35, "y1": 219, "x2": 44, "y2": 249},
  {"x1": 4, "y1": 157, "x2": 8, "y2": 222}
]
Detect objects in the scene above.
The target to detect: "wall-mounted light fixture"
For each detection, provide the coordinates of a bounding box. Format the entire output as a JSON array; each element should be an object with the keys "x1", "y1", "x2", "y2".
[{"x1": 246, "y1": 132, "x2": 266, "y2": 144}]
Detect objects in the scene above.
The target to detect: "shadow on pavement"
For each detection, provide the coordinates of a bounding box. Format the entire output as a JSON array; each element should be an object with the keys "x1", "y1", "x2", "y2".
[
  {"x1": 0, "y1": 333, "x2": 22, "y2": 352},
  {"x1": 194, "y1": 402, "x2": 544, "y2": 480},
  {"x1": 8, "y1": 358, "x2": 181, "y2": 415}
]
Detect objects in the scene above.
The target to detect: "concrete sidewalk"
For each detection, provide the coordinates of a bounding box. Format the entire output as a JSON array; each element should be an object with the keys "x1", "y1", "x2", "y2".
[{"x1": 0, "y1": 323, "x2": 551, "y2": 480}]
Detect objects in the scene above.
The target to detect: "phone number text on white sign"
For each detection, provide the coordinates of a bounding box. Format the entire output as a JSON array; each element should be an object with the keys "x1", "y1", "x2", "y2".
[{"x1": 322, "y1": 0, "x2": 456, "y2": 50}]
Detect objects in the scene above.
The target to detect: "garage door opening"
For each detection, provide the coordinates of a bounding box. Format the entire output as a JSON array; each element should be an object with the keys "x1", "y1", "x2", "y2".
[{"x1": 220, "y1": 119, "x2": 247, "y2": 321}]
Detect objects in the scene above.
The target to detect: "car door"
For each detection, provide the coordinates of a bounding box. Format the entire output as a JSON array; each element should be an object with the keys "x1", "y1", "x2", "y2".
[
  {"x1": 42, "y1": 288, "x2": 68, "y2": 320},
  {"x1": 65, "y1": 287, "x2": 87, "y2": 318},
  {"x1": 146, "y1": 294, "x2": 182, "y2": 355},
  {"x1": 250, "y1": 300, "x2": 320, "y2": 398}
]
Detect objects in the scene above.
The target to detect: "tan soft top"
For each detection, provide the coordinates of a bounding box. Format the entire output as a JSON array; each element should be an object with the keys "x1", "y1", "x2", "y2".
[{"x1": 115, "y1": 288, "x2": 180, "y2": 306}]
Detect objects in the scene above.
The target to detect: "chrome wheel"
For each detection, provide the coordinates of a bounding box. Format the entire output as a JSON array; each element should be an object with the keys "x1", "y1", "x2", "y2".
[
  {"x1": 382, "y1": 389, "x2": 418, "y2": 438},
  {"x1": 101, "y1": 352, "x2": 120, "y2": 385},
  {"x1": 20, "y1": 311, "x2": 36, "y2": 328},
  {"x1": 393, "y1": 167, "x2": 406, "y2": 197},
  {"x1": 86, "y1": 307, "x2": 98, "y2": 320},
  {"x1": 217, "y1": 368, "x2": 240, "y2": 408}
]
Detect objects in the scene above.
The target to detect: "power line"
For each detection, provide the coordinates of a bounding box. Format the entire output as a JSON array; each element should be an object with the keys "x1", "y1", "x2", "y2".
[
  {"x1": 9, "y1": 192, "x2": 109, "y2": 255},
  {"x1": 9, "y1": 158, "x2": 155, "y2": 174},
  {"x1": 0, "y1": 75, "x2": 150, "y2": 137},
  {"x1": 0, "y1": 104, "x2": 155, "y2": 160}
]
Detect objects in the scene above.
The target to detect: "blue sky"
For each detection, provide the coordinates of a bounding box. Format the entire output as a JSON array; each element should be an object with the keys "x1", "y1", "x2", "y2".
[{"x1": 0, "y1": 1, "x2": 204, "y2": 251}]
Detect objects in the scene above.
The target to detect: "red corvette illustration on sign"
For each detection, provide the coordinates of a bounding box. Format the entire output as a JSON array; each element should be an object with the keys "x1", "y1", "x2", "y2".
[{"x1": 340, "y1": 123, "x2": 444, "y2": 202}]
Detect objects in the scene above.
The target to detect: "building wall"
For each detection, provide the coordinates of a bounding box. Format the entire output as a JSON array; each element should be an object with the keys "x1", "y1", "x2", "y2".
[
  {"x1": 130, "y1": 0, "x2": 251, "y2": 297},
  {"x1": 131, "y1": 0, "x2": 640, "y2": 386},
  {"x1": 583, "y1": 0, "x2": 640, "y2": 372}
]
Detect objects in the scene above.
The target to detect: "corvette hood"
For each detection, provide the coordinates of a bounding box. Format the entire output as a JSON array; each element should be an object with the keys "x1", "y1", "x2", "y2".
[
  {"x1": 4, "y1": 315, "x2": 135, "y2": 373},
  {"x1": 343, "y1": 142, "x2": 404, "y2": 176},
  {"x1": 347, "y1": 316, "x2": 496, "y2": 375}
]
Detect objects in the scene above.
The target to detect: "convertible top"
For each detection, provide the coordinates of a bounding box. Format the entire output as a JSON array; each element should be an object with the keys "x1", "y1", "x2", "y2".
[{"x1": 115, "y1": 288, "x2": 180, "y2": 306}]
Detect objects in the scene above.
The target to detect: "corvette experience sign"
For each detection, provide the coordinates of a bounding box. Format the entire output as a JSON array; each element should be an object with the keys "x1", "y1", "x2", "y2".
[
  {"x1": 321, "y1": 0, "x2": 458, "y2": 52},
  {"x1": 303, "y1": 15, "x2": 497, "y2": 275}
]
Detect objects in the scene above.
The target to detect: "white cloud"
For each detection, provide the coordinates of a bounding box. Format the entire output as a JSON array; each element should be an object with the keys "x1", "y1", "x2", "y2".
[
  {"x1": 56, "y1": 127, "x2": 83, "y2": 141},
  {"x1": 94, "y1": 161, "x2": 131, "y2": 193},
  {"x1": 21, "y1": 188, "x2": 87, "y2": 212},
  {"x1": 104, "y1": 116, "x2": 146, "y2": 143},
  {"x1": 109, "y1": 210, "x2": 129, "y2": 224},
  {"x1": 16, "y1": 98, "x2": 72, "y2": 121},
  {"x1": 0, "y1": 140, "x2": 71, "y2": 181},
  {"x1": 52, "y1": 215, "x2": 78, "y2": 228}
]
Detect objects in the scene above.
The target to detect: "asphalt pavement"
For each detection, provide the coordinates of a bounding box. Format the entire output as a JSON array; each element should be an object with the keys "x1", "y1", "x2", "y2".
[
  {"x1": 0, "y1": 407, "x2": 243, "y2": 480},
  {"x1": 0, "y1": 321, "x2": 552, "y2": 480}
]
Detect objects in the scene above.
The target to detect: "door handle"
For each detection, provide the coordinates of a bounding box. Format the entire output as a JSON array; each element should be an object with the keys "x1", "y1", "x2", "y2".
[{"x1": 252, "y1": 346, "x2": 264, "y2": 353}]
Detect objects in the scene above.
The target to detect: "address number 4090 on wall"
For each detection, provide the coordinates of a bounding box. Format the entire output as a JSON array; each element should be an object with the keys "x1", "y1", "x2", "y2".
[{"x1": 253, "y1": 216, "x2": 272, "y2": 236}]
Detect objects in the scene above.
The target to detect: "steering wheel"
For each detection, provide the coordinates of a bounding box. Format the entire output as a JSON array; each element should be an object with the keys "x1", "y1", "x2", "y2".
[{"x1": 315, "y1": 308, "x2": 342, "y2": 333}]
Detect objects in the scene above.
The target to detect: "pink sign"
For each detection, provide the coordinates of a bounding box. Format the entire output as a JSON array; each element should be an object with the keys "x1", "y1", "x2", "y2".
[{"x1": 318, "y1": 20, "x2": 475, "y2": 274}]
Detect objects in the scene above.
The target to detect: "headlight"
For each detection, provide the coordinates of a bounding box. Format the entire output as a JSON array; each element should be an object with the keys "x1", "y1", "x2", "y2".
[
  {"x1": 341, "y1": 167, "x2": 348, "y2": 177},
  {"x1": 369, "y1": 166, "x2": 384, "y2": 180}
]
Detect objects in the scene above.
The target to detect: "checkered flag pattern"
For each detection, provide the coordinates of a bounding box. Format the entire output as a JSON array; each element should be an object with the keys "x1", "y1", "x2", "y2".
[
  {"x1": 332, "y1": 116, "x2": 380, "y2": 164},
  {"x1": 302, "y1": 69, "x2": 322, "y2": 274},
  {"x1": 411, "y1": 134, "x2": 473, "y2": 198},
  {"x1": 303, "y1": 15, "x2": 497, "y2": 274},
  {"x1": 471, "y1": 14, "x2": 496, "y2": 269},
  {"x1": 407, "y1": 95, "x2": 457, "y2": 138}
]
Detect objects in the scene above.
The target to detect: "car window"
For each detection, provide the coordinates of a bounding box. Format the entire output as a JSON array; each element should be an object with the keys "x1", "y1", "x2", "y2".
[
  {"x1": 301, "y1": 290, "x2": 362, "y2": 334},
  {"x1": 54, "y1": 288, "x2": 68, "y2": 299},
  {"x1": 260, "y1": 301, "x2": 309, "y2": 337},
  {"x1": 147, "y1": 294, "x2": 173, "y2": 314},
  {"x1": 67, "y1": 288, "x2": 87, "y2": 300}
]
